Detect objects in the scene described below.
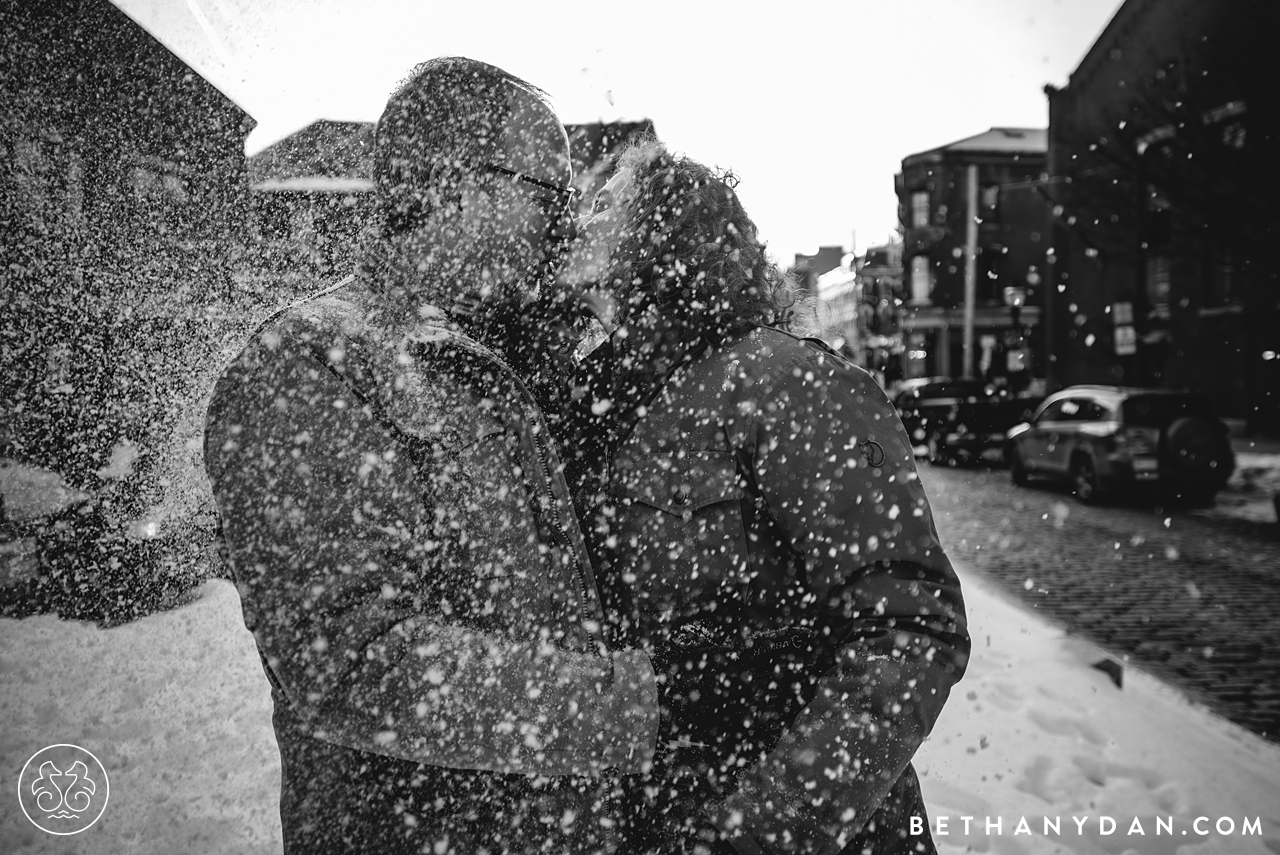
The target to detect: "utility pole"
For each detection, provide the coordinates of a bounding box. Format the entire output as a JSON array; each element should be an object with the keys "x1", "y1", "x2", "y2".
[{"x1": 961, "y1": 163, "x2": 979, "y2": 379}]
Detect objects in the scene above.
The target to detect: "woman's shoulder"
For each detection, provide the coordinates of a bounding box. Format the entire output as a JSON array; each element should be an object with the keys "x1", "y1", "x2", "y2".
[
  {"x1": 237, "y1": 278, "x2": 359, "y2": 348},
  {"x1": 715, "y1": 327, "x2": 888, "y2": 398},
  {"x1": 224, "y1": 285, "x2": 406, "y2": 396},
  {"x1": 713, "y1": 326, "x2": 800, "y2": 362},
  {"x1": 722, "y1": 326, "x2": 852, "y2": 371}
]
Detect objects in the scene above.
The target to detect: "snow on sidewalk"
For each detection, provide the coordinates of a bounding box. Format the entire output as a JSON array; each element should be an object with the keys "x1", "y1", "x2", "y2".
[
  {"x1": 0, "y1": 580, "x2": 281, "y2": 854},
  {"x1": 2, "y1": 571, "x2": 1279, "y2": 854},
  {"x1": 915, "y1": 567, "x2": 1280, "y2": 855},
  {"x1": 1192, "y1": 450, "x2": 1280, "y2": 525}
]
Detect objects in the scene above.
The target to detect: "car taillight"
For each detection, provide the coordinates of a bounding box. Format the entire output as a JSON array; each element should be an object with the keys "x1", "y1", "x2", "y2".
[{"x1": 1120, "y1": 426, "x2": 1158, "y2": 455}]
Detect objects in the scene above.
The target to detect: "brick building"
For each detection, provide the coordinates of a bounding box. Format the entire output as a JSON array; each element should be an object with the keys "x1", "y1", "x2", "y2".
[
  {"x1": 1044, "y1": 0, "x2": 1279, "y2": 431},
  {"x1": 856, "y1": 242, "x2": 906, "y2": 385},
  {"x1": 895, "y1": 128, "x2": 1052, "y2": 385},
  {"x1": 2, "y1": 0, "x2": 256, "y2": 487}
]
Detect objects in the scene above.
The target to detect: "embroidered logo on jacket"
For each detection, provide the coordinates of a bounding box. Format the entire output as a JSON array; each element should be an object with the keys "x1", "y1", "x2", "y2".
[{"x1": 859, "y1": 440, "x2": 885, "y2": 467}]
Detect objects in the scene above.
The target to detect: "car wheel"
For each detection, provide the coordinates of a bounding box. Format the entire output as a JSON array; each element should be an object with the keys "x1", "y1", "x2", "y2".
[
  {"x1": 1071, "y1": 455, "x2": 1104, "y2": 504},
  {"x1": 1163, "y1": 417, "x2": 1232, "y2": 487},
  {"x1": 1008, "y1": 447, "x2": 1029, "y2": 486}
]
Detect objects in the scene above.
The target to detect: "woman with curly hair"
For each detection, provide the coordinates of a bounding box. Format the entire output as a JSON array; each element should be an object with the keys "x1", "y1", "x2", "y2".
[{"x1": 559, "y1": 139, "x2": 970, "y2": 855}]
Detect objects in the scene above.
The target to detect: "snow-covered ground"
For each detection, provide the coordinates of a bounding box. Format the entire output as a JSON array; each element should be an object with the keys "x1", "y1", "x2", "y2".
[
  {"x1": 915, "y1": 578, "x2": 1280, "y2": 855},
  {"x1": 2, "y1": 568, "x2": 1278, "y2": 854},
  {"x1": 0, "y1": 580, "x2": 281, "y2": 854},
  {"x1": 1191, "y1": 451, "x2": 1280, "y2": 526}
]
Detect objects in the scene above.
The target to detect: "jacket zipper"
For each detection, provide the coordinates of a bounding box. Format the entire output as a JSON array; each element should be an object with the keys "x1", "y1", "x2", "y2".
[
  {"x1": 525, "y1": 405, "x2": 593, "y2": 624},
  {"x1": 433, "y1": 330, "x2": 602, "y2": 640}
]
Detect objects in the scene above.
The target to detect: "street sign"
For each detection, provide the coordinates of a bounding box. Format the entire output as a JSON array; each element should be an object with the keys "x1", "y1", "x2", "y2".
[{"x1": 1113, "y1": 301, "x2": 1134, "y2": 325}]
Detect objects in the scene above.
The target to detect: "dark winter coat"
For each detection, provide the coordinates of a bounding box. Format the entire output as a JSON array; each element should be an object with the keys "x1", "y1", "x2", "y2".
[
  {"x1": 592, "y1": 326, "x2": 969, "y2": 855},
  {"x1": 204, "y1": 287, "x2": 658, "y2": 855}
]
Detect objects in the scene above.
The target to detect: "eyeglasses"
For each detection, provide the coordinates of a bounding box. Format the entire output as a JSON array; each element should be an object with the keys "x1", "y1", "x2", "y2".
[{"x1": 484, "y1": 164, "x2": 581, "y2": 219}]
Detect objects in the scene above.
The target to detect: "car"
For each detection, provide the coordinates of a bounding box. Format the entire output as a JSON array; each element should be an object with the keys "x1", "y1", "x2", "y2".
[
  {"x1": 0, "y1": 457, "x2": 195, "y2": 623},
  {"x1": 892, "y1": 377, "x2": 987, "y2": 445},
  {"x1": 1004, "y1": 385, "x2": 1235, "y2": 504},
  {"x1": 892, "y1": 377, "x2": 1042, "y2": 465}
]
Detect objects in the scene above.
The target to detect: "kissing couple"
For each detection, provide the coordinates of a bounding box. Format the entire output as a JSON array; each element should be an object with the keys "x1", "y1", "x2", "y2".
[{"x1": 205, "y1": 55, "x2": 969, "y2": 855}]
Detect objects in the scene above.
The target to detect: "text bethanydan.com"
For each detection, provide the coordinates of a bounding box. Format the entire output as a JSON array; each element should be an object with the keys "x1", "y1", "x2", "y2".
[{"x1": 913, "y1": 815, "x2": 1262, "y2": 838}]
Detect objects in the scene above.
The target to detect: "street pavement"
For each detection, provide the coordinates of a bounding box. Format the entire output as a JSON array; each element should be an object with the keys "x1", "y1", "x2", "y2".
[{"x1": 917, "y1": 460, "x2": 1280, "y2": 744}]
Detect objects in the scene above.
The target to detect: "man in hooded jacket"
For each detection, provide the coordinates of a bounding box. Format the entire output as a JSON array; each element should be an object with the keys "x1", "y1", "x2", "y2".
[{"x1": 204, "y1": 58, "x2": 658, "y2": 855}]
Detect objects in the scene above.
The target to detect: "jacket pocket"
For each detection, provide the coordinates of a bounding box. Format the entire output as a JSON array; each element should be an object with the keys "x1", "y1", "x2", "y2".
[{"x1": 614, "y1": 451, "x2": 752, "y2": 615}]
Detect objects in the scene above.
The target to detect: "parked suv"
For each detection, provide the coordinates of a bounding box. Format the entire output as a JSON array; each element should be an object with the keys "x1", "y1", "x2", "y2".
[{"x1": 1004, "y1": 386, "x2": 1235, "y2": 504}]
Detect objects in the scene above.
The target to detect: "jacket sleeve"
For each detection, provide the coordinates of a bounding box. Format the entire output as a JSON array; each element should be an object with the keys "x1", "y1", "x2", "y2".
[
  {"x1": 204, "y1": 331, "x2": 657, "y2": 777},
  {"x1": 711, "y1": 349, "x2": 969, "y2": 854}
]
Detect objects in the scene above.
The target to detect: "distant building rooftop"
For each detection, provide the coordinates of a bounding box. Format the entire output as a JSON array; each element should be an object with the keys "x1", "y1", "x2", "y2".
[
  {"x1": 248, "y1": 118, "x2": 656, "y2": 198},
  {"x1": 904, "y1": 127, "x2": 1047, "y2": 167},
  {"x1": 253, "y1": 176, "x2": 376, "y2": 193},
  {"x1": 248, "y1": 119, "x2": 375, "y2": 188}
]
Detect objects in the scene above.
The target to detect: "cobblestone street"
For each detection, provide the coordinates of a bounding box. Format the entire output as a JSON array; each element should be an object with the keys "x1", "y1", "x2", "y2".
[{"x1": 919, "y1": 461, "x2": 1280, "y2": 744}]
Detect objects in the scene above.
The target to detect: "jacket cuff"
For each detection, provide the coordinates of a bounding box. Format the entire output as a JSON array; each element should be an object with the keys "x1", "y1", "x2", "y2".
[{"x1": 594, "y1": 648, "x2": 659, "y2": 773}]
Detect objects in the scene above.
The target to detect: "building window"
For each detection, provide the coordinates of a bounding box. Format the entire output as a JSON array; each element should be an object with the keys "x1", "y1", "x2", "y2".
[
  {"x1": 1146, "y1": 255, "x2": 1171, "y2": 314},
  {"x1": 1221, "y1": 121, "x2": 1246, "y2": 149},
  {"x1": 910, "y1": 255, "x2": 931, "y2": 304},
  {"x1": 130, "y1": 166, "x2": 189, "y2": 204},
  {"x1": 1205, "y1": 245, "x2": 1235, "y2": 308},
  {"x1": 905, "y1": 331, "x2": 928, "y2": 379},
  {"x1": 910, "y1": 191, "x2": 929, "y2": 228},
  {"x1": 980, "y1": 185, "x2": 999, "y2": 222},
  {"x1": 980, "y1": 249, "x2": 1002, "y2": 303}
]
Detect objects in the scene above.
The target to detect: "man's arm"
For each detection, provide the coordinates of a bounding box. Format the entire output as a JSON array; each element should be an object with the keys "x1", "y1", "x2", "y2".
[
  {"x1": 204, "y1": 332, "x2": 656, "y2": 776},
  {"x1": 711, "y1": 350, "x2": 969, "y2": 855}
]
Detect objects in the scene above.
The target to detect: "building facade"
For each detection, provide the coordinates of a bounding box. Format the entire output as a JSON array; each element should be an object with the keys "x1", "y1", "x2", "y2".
[
  {"x1": 814, "y1": 257, "x2": 858, "y2": 354},
  {"x1": 2, "y1": 0, "x2": 256, "y2": 489},
  {"x1": 791, "y1": 246, "x2": 846, "y2": 291},
  {"x1": 855, "y1": 242, "x2": 905, "y2": 386},
  {"x1": 790, "y1": 246, "x2": 857, "y2": 358},
  {"x1": 246, "y1": 119, "x2": 377, "y2": 281},
  {"x1": 1044, "y1": 0, "x2": 1279, "y2": 430},
  {"x1": 895, "y1": 128, "x2": 1052, "y2": 387}
]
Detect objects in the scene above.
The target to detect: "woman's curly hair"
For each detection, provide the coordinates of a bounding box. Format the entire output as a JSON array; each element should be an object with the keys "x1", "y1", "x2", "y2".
[{"x1": 610, "y1": 138, "x2": 815, "y2": 343}]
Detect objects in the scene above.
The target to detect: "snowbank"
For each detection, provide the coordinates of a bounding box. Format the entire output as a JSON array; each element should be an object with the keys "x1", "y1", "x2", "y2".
[
  {"x1": 916, "y1": 577, "x2": 1280, "y2": 855},
  {"x1": 2, "y1": 570, "x2": 1278, "y2": 854},
  {"x1": 0, "y1": 580, "x2": 281, "y2": 854},
  {"x1": 1191, "y1": 451, "x2": 1280, "y2": 525}
]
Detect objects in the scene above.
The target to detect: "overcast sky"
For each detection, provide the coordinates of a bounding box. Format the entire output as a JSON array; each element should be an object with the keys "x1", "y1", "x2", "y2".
[{"x1": 114, "y1": 0, "x2": 1124, "y2": 265}]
